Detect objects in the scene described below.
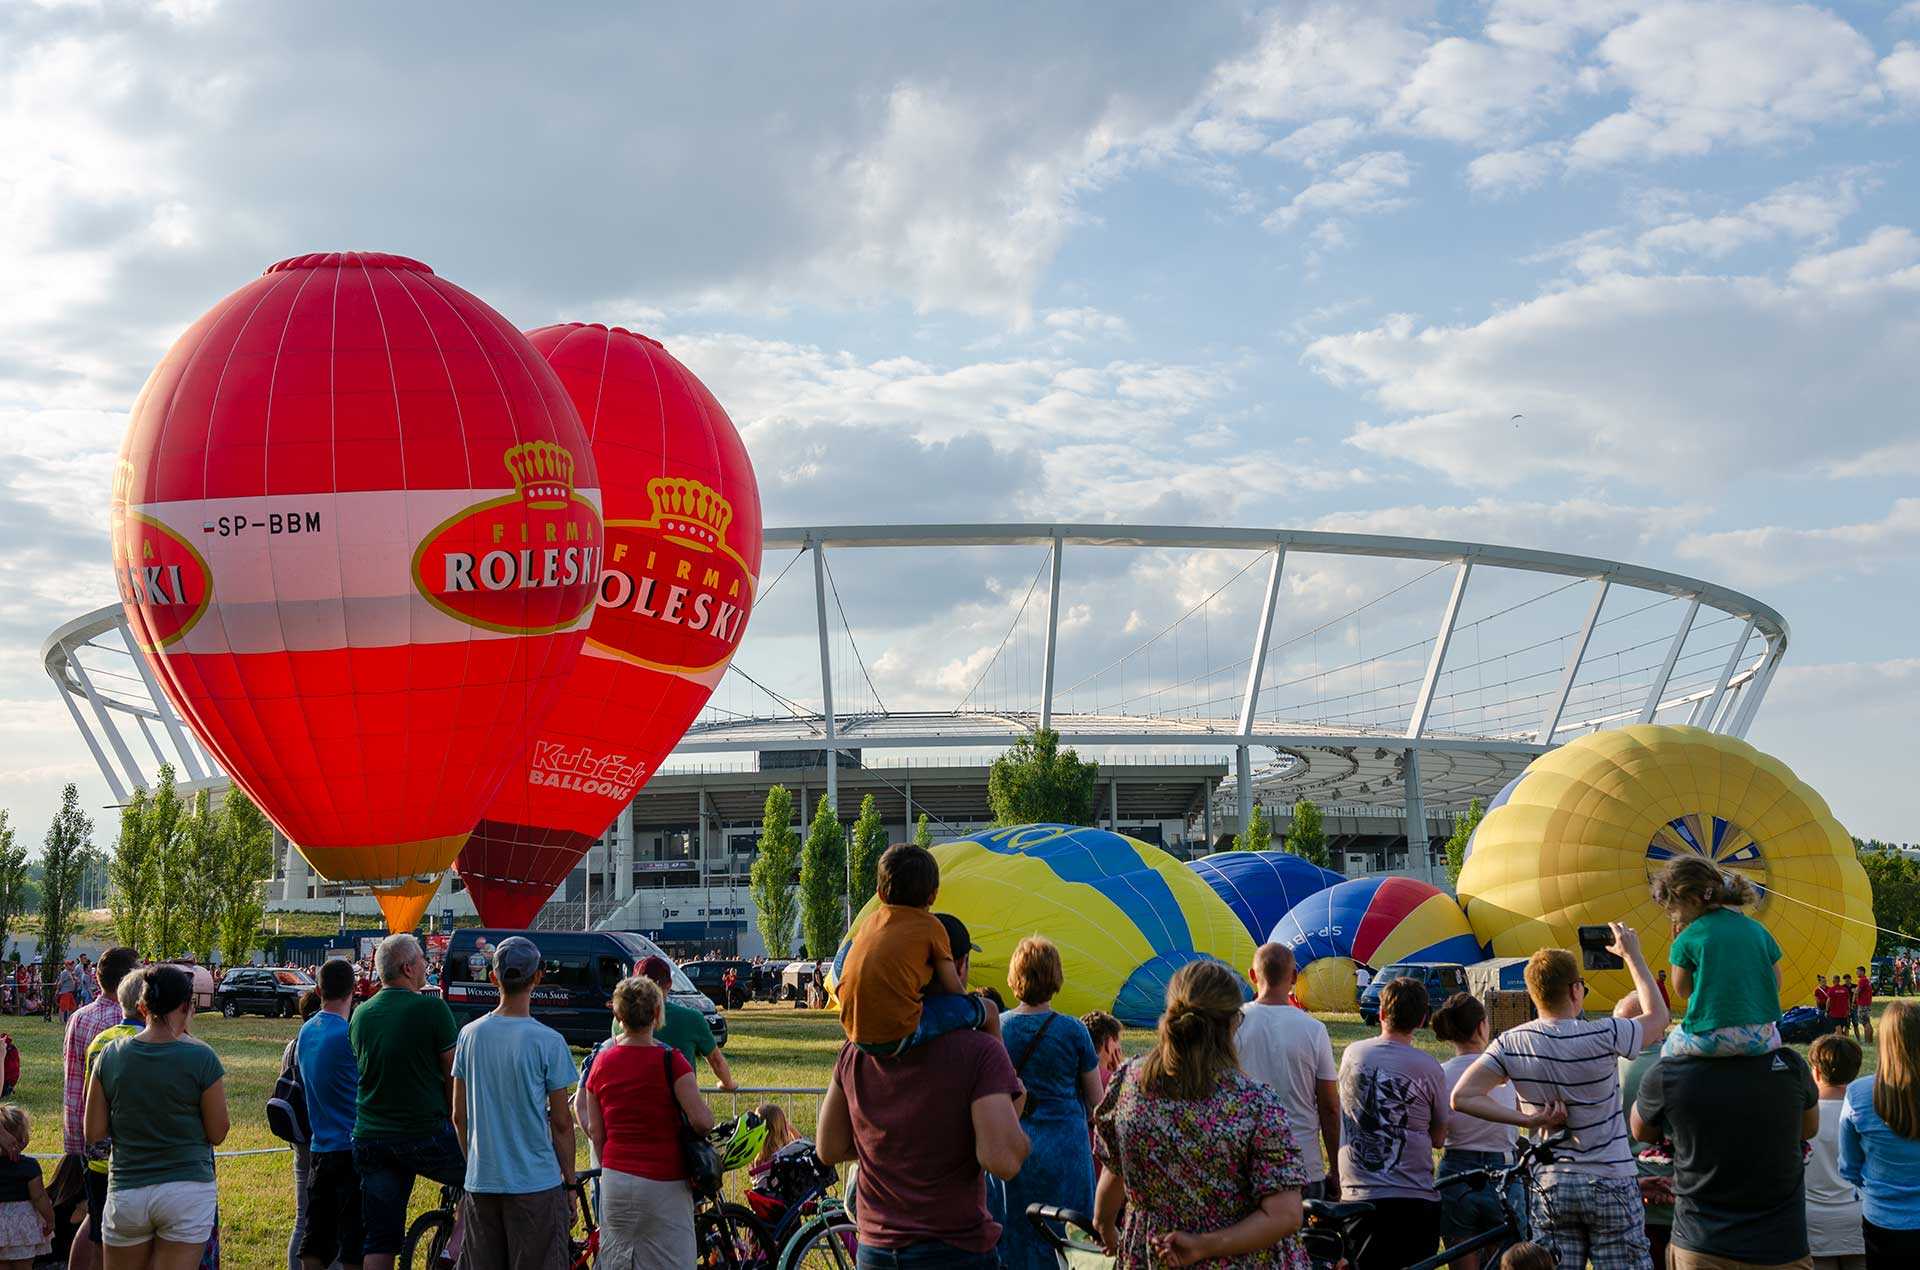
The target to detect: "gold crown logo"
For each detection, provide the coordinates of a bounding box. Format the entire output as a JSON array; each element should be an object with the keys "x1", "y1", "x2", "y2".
[
  {"x1": 503, "y1": 441, "x2": 577, "y2": 509},
  {"x1": 647, "y1": 477, "x2": 733, "y2": 551}
]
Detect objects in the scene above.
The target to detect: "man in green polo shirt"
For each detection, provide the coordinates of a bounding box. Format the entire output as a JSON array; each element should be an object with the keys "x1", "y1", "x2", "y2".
[
  {"x1": 350, "y1": 933, "x2": 464, "y2": 1270},
  {"x1": 614, "y1": 956, "x2": 736, "y2": 1091}
]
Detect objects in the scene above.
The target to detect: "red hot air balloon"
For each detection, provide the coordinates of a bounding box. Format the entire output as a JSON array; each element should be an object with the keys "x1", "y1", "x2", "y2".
[
  {"x1": 454, "y1": 324, "x2": 762, "y2": 927},
  {"x1": 109, "y1": 252, "x2": 604, "y2": 933}
]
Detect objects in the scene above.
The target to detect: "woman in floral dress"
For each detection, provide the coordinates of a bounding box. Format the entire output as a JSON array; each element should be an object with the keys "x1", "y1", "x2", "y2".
[{"x1": 1093, "y1": 960, "x2": 1309, "y2": 1268}]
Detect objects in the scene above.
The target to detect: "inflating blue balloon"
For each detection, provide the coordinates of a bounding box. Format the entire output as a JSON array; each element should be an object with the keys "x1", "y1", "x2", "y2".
[{"x1": 1188, "y1": 851, "x2": 1342, "y2": 943}]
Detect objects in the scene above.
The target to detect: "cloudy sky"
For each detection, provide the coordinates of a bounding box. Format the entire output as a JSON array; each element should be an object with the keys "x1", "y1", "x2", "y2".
[{"x1": 3, "y1": 0, "x2": 1916, "y2": 847}]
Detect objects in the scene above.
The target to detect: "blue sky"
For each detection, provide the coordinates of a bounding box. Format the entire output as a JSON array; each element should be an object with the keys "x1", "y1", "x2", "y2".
[{"x1": 1, "y1": 0, "x2": 1916, "y2": 844}]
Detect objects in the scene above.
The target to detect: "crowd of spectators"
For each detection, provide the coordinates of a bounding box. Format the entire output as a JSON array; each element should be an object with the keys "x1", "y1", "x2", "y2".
[{"x1": 17, "y1": 841, "x2": 1918, "y2": 1269}]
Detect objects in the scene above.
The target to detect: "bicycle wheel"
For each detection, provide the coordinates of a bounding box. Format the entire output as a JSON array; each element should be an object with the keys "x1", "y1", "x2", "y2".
[
  {"x1": 401, "y1": 1208, "x2": 455, "y2": 1270},
  {"x1": 696, "y1": 1200, "x2": 776, "y2": 1268},
  {"x1": 779, "y1": 1213, "x2": 858, "y2": 1270}
]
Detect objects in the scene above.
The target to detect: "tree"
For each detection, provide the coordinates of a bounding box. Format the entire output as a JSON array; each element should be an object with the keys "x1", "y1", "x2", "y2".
[
  {"x1": 1443, "y1": 799, "x2": 1485, "y2": 888},
  {"x1": 914, "y1": 813, "x2": 933, "y2": 849},
  {"x1": 1283, "y1": 798, "x2": 1330, "y2": 870},
  {"x1": 1857, "y1": 839, "x2": 1920, "y2": 959},
  {"x1": 749, "y1": 786, "x2": 801, "y2": 958},
  {"x1": 0, "y1": 812, "x2": 28, "y2": 965},
  {"x1": 40, "y1": 783, "x2": 91, "y2": 1016},
  {"x1": 987, "y1": 728, "x2": 1099, "y2": 827},
  {"x1": 848, "y1": 794, "x2": 887, "y2": 911},
  {"x1": 111, "y1": 764, "x2": 185, "y2": 956},
  {"x1": 148, "y1": 776, "x2": 199, "y2": 960},
  {"x1": 212, "y1": 789, "x2": 274, "y2": 968},
  {"x1": 177, "y1": 790, "x2": 225, "y2": 963},
  {"x1": 1235, "y1": 802, "x2": 1271, "y2": 853},
  {"x1": 798, "y1": 795, "x2": 847, "y2": 961}
]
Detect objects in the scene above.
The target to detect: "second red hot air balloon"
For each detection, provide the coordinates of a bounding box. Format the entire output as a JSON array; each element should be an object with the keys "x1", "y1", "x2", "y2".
[
  {"x1": 110, "y1": 253, "x2": 604, "y2": 932},
  {"x1": 455, "y1": 324, "x2": 763, "y2": 927}
]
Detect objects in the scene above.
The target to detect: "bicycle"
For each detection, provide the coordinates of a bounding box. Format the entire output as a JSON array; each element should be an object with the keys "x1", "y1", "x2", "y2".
[
  {"x1": 401, "y1": 1170, "x2": 601, "y2": 1269},
  {"x1": 1026, "y1": 1205, "x2": 1111, "y2": 1269},
  {"x1": 1302, "y1": 1129, "x2": 1572, "y2": 1270},
  {"x1": 694, "y1": 1118, "x2": 857, "y2": 1268}
]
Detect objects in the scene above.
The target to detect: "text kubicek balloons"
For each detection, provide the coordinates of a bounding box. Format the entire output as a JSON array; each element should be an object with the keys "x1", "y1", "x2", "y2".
[
  {"x1": 111, "y1": 252, "x2": 604, "y2": 932},
  {"x1": 454, "y1": 324, "x2": 762, "y2": 927}
]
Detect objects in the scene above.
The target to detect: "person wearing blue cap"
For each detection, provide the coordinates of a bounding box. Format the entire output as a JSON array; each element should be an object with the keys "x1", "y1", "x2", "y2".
[{"x1": 450, "y1": 935, "x2": 579, "y2": 1269}]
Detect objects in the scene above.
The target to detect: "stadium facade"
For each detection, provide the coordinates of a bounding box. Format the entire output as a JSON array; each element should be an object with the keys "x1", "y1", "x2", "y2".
[{"x1": 46, "y1": 523, "x2": 1787, "y2": 955}]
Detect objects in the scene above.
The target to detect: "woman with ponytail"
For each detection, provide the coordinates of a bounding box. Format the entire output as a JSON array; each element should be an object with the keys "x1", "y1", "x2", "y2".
[
  {"x1": 1091, "y1": 961, "x2": 1307, "y2": 1267},
  {"x1": 1652, "y1": 855, "x2": 1784, "y2": 1058}
]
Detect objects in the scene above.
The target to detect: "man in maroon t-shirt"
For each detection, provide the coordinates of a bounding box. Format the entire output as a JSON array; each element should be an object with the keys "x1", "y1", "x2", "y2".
[{"x1": 818, "y1": 915, "x2": 1029, "y2": 1266}]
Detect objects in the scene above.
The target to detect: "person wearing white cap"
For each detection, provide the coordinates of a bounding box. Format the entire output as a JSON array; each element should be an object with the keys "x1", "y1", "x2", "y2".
[{"x1": 450, "y1": 936, "x2": 579, "y2": 1269}]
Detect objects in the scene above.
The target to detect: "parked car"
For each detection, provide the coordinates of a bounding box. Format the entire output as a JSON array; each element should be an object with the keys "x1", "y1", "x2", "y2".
[
  {"x1": 440, "y1": 928, "x2": 725, "y2": 1048},
  {"x1": 1358, "y1": 958, "x2": 1534, "y2": 1029},
  {"x1": 213, "y1": 966, "x2": 314, "y2": 1019},
  {"x1": 683, "y1": 959, "x2": 753, "y2": 1008},
  {"x1": 1359, "y1": 961, "x2": 1470, "y2": 1027}
]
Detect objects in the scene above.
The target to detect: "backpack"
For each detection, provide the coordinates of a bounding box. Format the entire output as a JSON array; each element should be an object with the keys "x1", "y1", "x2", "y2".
[{"x1": 265, "y1": 1035, "x2": 310, "y2": 1146}]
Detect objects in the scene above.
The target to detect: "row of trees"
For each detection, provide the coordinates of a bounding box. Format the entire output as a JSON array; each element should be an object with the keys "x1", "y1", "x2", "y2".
[
  {"x1": 749, "y1": 784, "x2": 936, "y2": 961},
  {"x1": 0, "y1": 785, "x2": 102, "y2": 1016},
  {"x1": 108, "y1": 765, "x2": 275, "y2": 966},
  {"x1": 1230, "y1": 798, "x2": 1331, "y2": 868},
  {"x1": 1857, "y1": 839, "x2": 1920, "y2": 959}
]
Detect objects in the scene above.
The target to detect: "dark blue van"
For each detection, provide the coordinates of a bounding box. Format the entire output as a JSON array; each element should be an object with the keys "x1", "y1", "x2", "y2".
[{"x1": 440, "y1": 928, "x2": 726, "y2": 1049}]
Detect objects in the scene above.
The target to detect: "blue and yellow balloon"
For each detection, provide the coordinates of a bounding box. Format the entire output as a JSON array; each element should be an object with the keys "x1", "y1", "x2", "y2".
[{"x1": 830, "y1": 825, "x2": 1257, "y2": 1026}]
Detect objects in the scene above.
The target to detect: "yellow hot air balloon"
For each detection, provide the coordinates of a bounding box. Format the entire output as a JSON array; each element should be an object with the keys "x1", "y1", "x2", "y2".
[{"x1": 1458, "y1": 725, "x2": 1873, "y2": 1011}]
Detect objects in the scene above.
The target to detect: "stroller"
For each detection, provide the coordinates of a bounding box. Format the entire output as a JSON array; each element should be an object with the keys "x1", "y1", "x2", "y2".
[{"x1": 1027, "y1": 1205, "x2": 1113, "y2": 1270}]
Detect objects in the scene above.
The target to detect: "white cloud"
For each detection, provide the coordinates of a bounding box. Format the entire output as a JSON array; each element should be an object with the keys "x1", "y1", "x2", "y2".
[
  {"x1": 1570, "y1": 2, "x2": 1883, "y2": 164},
  {"x1": 1204, "y1": 7, "x2": 1429, "y2": 129},
  {"x1": 1264, "y1": 117, "x2": 1364, "y2": 168},
  {"x1": 1306, "y1": 229, "x2": 1920, "y2": 488},
  {"x1": 1532, "y1": 171, "x2": 1872, "y2": 275},
  {"x1": 1883, "y1": 42, "x2": 1920, "y2": 103},
  {"x1": 1788, "y1": 225, "x2": 1920, "y2": 291},
  {"x1": 1466, "y1": 142, "x2": 1564, "y2": 194},
  {"x1": 1265, "y1": 151, "x2": 1413, "y2": 231},
  {"x1": 1381, "y1": 33, "x2": 1564, "y2": 145},
  {"x1": 1675, "y1": 499, "x2": 1920, "y2": 588}
]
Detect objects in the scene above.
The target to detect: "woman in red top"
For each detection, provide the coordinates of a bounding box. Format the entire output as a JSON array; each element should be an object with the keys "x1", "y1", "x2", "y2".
[{"x1": 579, "y1": 975, "x2": 715, "y2": 1268}]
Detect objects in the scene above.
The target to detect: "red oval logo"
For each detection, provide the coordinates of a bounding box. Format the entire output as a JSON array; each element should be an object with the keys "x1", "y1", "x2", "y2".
[
  {"x1": 412, "y1": 441, "x2": 604, "y2": 634},
  {"x1": 112, "y1": 511, "x2": 213, "y2": 650},
  {"x1": 591, "y1": 477, "x2": 756, "y2": 673}
]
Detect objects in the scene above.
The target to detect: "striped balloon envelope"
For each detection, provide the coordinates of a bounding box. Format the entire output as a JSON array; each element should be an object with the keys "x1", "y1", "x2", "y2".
[
  {"x1": 830, "y1": 825, "x2": 1256, "y2": 1027},
  {"x1": 1188, "y1": 850, "x2": 1343, "y2": 944},
  {"x1": 453, "y1": 324, "x2": 762, "y2": 928},
  {"x1": 1270, "y1": 876, "x2": 1484, "y2": 1010},
  {"x1": 1458, "y1": 724, "x2": 1873, "y2": 1011},
  {"x1": 110, "y1": 252, "x2": 603, "y2": 932}
]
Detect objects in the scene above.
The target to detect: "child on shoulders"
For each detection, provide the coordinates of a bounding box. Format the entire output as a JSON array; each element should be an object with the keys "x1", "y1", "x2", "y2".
[
  {"x1": 1654, "y1": 855, "x2": 1782, "y2": 1058},
  {"x1": 837, "y1": 843, "x2": 996, "y2": 1056}
]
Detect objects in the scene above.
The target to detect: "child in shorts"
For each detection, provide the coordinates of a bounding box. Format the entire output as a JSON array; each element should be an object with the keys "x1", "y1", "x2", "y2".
[
  {"x1": 837, "y1": 843, "x2": 992, "y2": 1055},
  {"x1": 1654, "y1": 855, "x2": 1782, "y2": 1058}
]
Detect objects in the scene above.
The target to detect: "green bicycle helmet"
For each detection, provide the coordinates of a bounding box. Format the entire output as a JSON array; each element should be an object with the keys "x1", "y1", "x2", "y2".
[{"x1": 719, "y1": 1110, "x2": 769, "y2": 1173}]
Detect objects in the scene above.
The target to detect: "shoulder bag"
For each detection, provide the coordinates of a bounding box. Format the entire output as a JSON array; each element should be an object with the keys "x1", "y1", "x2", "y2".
[
  {"x1": 1013, "y1": 1011, "x2": 1058, "y2": 1121},
  {"x1": 662, "y1": 1046, "x2": 722, "y2": 1196}
]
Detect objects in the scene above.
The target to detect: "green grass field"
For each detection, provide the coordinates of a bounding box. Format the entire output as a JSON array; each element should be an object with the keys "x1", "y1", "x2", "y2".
[{"x1": 0, "y1": 1000, "x2": 1893, "y2": 1266}]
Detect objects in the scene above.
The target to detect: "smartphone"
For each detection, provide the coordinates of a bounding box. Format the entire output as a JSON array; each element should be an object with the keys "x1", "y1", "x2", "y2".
[{"x1": 1578, "y1": 925, "x2": 1624, "y2": 971}]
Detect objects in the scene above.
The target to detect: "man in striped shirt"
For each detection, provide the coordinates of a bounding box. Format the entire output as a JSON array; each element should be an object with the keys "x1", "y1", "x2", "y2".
[{"x1": 1452, "y1": 924, "x2": 1669, "y2": 1270}]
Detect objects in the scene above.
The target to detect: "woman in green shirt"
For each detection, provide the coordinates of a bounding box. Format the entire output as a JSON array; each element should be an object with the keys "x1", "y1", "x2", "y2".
[{"x1": 83, "y1": 964, "x2": 229, "y2": 1267}]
